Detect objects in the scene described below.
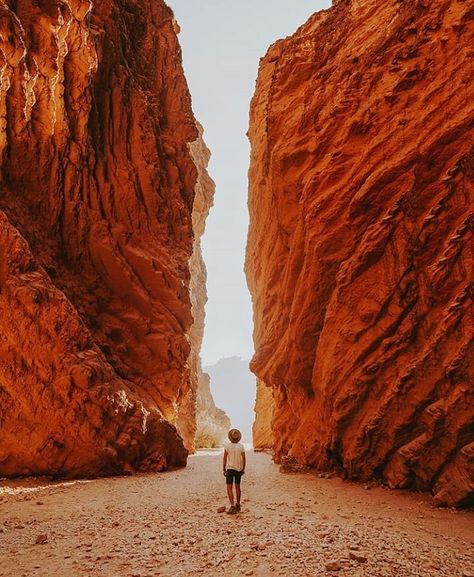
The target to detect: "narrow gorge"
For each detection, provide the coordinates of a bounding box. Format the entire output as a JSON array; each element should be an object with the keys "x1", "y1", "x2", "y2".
[
  {"x1": 0, "y1": 2, "x2": 473, "y2": 576},
  {"x1": 0, "y1": 0, "x2": 227, "y2": 478},
  {"x1": 246, "y1": 0, "x2": 473, "y2": 508},
  {"x1": 0, "y1": 0, "x2": 472, "y2": 513}
]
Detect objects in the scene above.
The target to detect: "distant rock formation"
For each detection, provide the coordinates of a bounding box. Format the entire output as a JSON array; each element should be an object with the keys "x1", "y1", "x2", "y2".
[
  {"x1": 246, "y1": 0, "x2": 473, "y2": 507},
  {"x1": 204, "y1": 357, "x2": 257, "y2": 443},
  {"x1": 195, "y1": 372, "x2": 231, "y2": 448},
  {"x1": 177, "y1": 125, "x2": 230, "y2": 451},
  {"x1": 0, "y1": 1, "x2": 215, "y2": 476}
]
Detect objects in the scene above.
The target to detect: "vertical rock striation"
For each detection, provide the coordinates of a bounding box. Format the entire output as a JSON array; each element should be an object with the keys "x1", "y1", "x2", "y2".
[
  {"x1": 246, "y1": 0, "x2": 473, "y2": 506},
  {"x1": 253, "y1": 378, "x2": 275, "y2": 451},
  {"x1": 177, "y1": 125, "x2": 230, "y2": 450},
  {"x1": 0, "y1": 0, "x2": 213, "y2": 476}
]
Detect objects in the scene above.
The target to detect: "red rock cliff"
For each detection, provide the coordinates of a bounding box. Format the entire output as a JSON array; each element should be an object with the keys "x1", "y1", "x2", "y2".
[
  {"x1": 246, "y1": 0, "x2": 473, "y2": 507},
  {"x1": 253, "y1": 378, "x2": 275, "y2": 452},
  {"x1": 177, "y1": 125, "x2": 230, "y2": 451},
  {"x1": 195, "y1": 372, "x2": 231, "y2": 449},
  {"x1": 0, "y1": 0, "x2": 210, "y2": 476}
]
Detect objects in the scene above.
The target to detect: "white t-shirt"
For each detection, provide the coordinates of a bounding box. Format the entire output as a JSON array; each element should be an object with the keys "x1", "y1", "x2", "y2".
[{"x1": 225, "y1": 441, "x2": 245, "y2": 471}]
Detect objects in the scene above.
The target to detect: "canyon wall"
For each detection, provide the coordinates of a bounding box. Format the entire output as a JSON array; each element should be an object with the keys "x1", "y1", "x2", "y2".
[
  {"x1": 177, "y1": 126, "x2": 230, "y2": 450},
  {"x1": 246, "y1": 0, "x2": 473, "y2": 506},
  {"x1": 0, "y1": 0, "x2": 213, "y2": 476},
  {"x1": 195, "y1": 372, "x2": 231, "y2": 449},
  {"x1": 253, "y1": 378, "x2": 274, "y2": 451}
]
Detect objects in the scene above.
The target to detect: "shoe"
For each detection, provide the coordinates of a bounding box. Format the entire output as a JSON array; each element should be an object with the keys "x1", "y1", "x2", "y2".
[
  {"x1": 227, "y1": 506, "x2": 237, "y2": 515},
  {"x1": 235, "y1": 503, "x2": 241, "y2": 512}
]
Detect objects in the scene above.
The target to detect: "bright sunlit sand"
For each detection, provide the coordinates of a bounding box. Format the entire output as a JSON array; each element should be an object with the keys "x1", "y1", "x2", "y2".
[{"x1": 1, "y1": 452, "x2": 472, "y2": 577}]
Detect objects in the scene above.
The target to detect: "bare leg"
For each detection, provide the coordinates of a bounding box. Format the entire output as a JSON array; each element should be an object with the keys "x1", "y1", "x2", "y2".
[
  {"x1": 236, "y1": 484, "x2": 241, "y2": 505},
  {"x1": 226, "y1": 484, "x2": 234, "y2": 506}
]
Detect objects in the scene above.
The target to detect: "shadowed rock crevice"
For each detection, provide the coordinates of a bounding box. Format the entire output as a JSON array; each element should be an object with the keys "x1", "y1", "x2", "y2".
[{"x1": 246, "y1": 0, "x2": 473, "y2": 507}]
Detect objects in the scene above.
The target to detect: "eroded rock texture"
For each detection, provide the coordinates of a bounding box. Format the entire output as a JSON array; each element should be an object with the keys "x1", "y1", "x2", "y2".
[
  {"x1": 177, "y1": 126, "x2": 230, "y2": 451},
  {"x1": 195, "y1": 372, "x2": 231, "y2": 449},
  {"x1": 253, "y1": 378, "x2": 275, "y2": 451},
  {"x1": 0, "y1": 0, "x2": 210, "y2": 476},
  {"x1": 246, "y1": 0, "x2": 473, "y2": 506}
]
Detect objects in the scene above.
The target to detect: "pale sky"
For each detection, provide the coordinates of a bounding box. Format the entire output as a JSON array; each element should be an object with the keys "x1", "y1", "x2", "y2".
[{"x1": 168, "y1": 1, "x2": 331, "y2": 365}]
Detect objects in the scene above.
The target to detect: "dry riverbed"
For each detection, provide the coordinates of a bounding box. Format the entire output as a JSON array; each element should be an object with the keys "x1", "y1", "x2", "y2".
[{"x1": 0, "y1": 451, "x2": 473, "y2": 577}]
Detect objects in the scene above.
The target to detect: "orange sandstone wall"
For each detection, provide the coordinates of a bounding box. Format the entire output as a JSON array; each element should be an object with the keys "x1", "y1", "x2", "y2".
[
  {"x1": 195, "y1": 372, "x2": 231, "y2": 449},
  {"x1": 0, "y1": 0, "x2": 210, "y2": 476},
  {"x1": 253, "y1": 378, "x2": 275, "y2": 451},
  {"x1": 246, "y1": 0, "x2": 473, "y2": 507},
  {"x1": 177, "y1": 126, "x2": 230, "y2": 451}
]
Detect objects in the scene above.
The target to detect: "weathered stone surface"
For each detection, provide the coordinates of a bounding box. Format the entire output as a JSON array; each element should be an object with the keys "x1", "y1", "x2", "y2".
[
  {"x1": 195, "y1": 372, "x2": 231, "y2": 449},
  {"x1": 177, "y1": 125, "x2": 230, "y2": 450},
  {"x1": 0, "y1": 0, "x2": 211, "y2": 476},
  {"x1": 246, "y1": 0, "x2": 473, "y2": 506},
  {"x1": 253, "y1": 378, "x2": 275, "y2": 451},
  {"x1": 0, "y1": 212, "x2": 187, "y2": 475},
  {"x1": 175, "y1": 129, "x2": 209, "y2": 452}
]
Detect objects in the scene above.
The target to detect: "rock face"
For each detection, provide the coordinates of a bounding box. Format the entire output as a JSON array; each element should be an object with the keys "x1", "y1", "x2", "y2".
[
  {"x1": 246, "y1": 0, "x2": 473, "y2": 506},
  {"x1": 195, "y1": 372, "x2": 231, "y2": 448},
  {"x1": 253, "y1": 378, "x2": 275, "y2": 451},
  {"x1": 0, "y1": 0, "x2": 212, "y2": 476},
  {"x1": 177, "y1": 125, "x2": 230, "y2": 451}
]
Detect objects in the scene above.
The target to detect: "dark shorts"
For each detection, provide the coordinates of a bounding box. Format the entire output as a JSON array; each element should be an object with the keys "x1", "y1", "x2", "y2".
[{"x1": 226, "y1": 469, "x2": 243, "y2": 484}]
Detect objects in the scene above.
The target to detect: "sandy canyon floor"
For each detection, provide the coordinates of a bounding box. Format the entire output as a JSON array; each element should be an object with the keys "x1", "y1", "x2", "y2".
[{"x1": 0, "y1": 451, "x2": 473, "y2": 577}]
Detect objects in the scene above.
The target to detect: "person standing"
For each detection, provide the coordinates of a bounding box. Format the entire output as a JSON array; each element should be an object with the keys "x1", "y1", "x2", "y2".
[{"x1": 223, "y1": 429, "x2": 246, "y2": 514}]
